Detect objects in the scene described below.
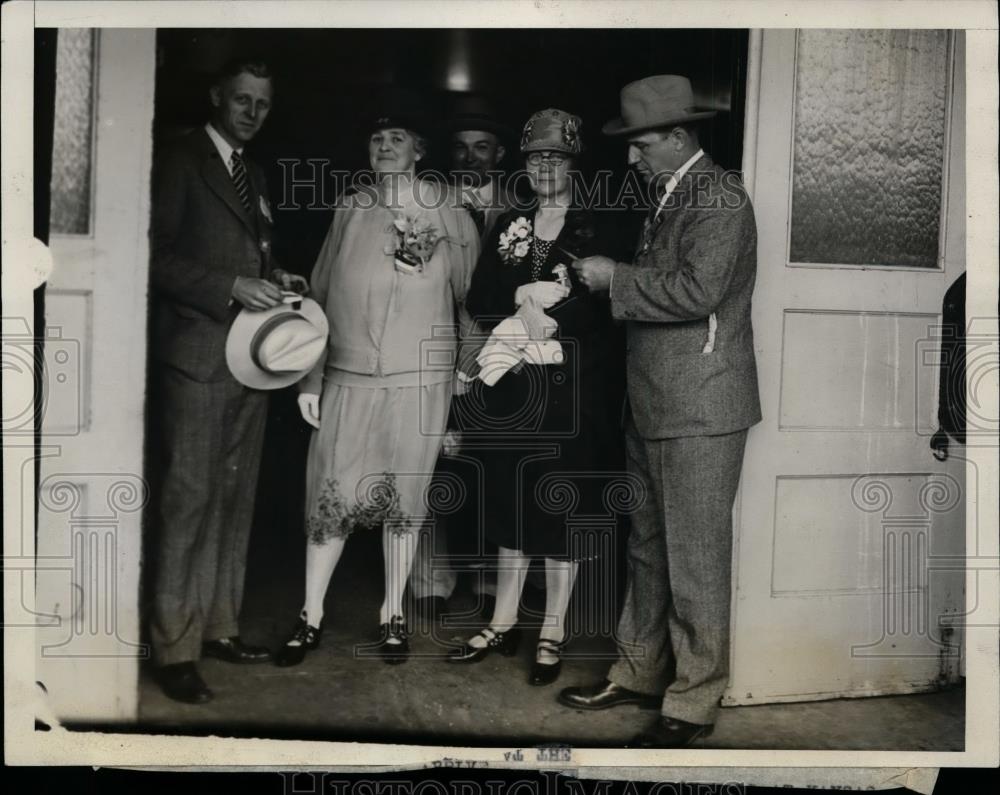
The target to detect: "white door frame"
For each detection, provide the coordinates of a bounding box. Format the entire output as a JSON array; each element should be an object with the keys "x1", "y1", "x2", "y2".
[{"x1": 34, "y1": 27, "x2": 156, "y2": 723}]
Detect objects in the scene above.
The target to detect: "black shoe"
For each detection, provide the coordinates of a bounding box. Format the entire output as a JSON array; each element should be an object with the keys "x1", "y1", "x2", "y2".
[
  {"x1": 414, "y1": 596, "x2": 447, "y2": 621},
  {"x1": 202, "y1": 636, "x2": 272, "y2": 664},
  {"x1": 275, "y1": 616, "x2": 323, "y2": 667},
  {"x1": 156, "y1": 662, "x2": 213, "y2": 704},
  {"x1": 557, "y1": 679, "x2": 661, "y2": 711},
  {"x1": 529, "y1": 638, "x2": 566, "y2": 686},
  {"x1": 376, "y1": 616, "x2": 409, "y2": 665},
  {"x1": 447, "y1": 626, "x2": 521, "y2": 663},
  {"x1": 629, "y1": 716, "x2": 714, "y2": 748}
]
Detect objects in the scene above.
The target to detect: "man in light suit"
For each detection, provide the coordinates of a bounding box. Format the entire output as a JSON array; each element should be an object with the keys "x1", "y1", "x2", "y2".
[
  {"x1": 149, "y1": 58, "x2": 304, "y2": 703},
  {"x1": 565, "y1": 75, "x2": 761, "y2": 747}
]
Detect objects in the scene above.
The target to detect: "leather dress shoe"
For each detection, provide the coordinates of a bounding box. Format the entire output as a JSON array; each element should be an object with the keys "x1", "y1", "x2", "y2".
[
  {"x1": 376, "y1": 616, "x2": 409, "y2": 665},
  {"x1": 630, "y1": 716, "x2": 714, "y2": 748},
  {"x1": 202, "y1": 636, "x2": 271, "y2": 664},
  {"x1": 448, "y1": 626, "x2": 521, "y2": 663},
  {"x1": 275, "y1": 617, "x2": 322, "y2": 667},
  {"x1": 157, "y1": 662, "x2": 213, "y2": 704},
  {"x1": 557, "y1": 679, "x2": 661, "y2": 711},
  {"x1": 529, "y1": 638, "x2": 566, "y2": 686}
]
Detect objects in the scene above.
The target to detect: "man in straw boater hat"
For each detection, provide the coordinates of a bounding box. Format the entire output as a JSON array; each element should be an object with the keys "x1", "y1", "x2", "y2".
[
  {"x1": 148, "y1": 56, "x2": 309, "y2": 704},
  {"x1": 566, "y1": 75, "x2": 762, "y2": 747}
]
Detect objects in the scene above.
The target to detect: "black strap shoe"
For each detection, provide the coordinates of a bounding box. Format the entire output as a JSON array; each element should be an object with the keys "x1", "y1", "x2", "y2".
[
  {"x1": 529, "y1": 638, "x2": 566, "y2": 686},
  {"x1": 447, "y1": 626, "x2": 521, "y2": 663},
  {"x1": 557, "y1": 679, "x2": 661, "y2": 710},
  {"x1": 202, "y1": 636, "x2": 272, "y2": 664},
  {"x1": 629, "y1": 716, "x2": 714, "y2": 748},
  {"x1": 376, "y1": 616, "x2": 409, "y2": 665},
  {"x1": 157, "y1": 662, "x2": 213, "y2": 704},
  {"x1": 275, "y1": 616, "x2": 323, "y2": 667}
]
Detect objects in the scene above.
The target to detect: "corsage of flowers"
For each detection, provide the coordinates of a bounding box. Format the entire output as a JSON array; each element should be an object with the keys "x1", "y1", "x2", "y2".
[
  {"x1": 498, "y1": 216, "x2": 532, "y2": 265},
  {"x1": 387, "y1": 214, "x2": 460, "y2": 274}
]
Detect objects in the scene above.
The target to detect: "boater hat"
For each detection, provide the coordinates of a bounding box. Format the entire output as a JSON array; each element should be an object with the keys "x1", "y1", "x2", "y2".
[
  {"x1": 602, "y1": 75, "x2": 717, "y2": 137},
  {"x1": 226, "y1": 296, "x2": 329, "y2": 390}
]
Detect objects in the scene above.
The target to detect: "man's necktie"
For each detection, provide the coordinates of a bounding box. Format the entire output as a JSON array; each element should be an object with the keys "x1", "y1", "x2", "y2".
[
  {"x1": 463, "y1": 202, "x2": 486, "y2": 238},
  {"x1": 230, "y1": 151, "x2": 252, "y2": 213}
]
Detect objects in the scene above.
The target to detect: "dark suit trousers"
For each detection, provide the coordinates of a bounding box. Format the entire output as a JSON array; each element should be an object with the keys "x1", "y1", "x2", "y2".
[
  {"x1": 608, "y1": 415, "x2": 747, "y2": 725},
  {"x1": 150, "y1": 365, "x2": 268, "y2": 666}
]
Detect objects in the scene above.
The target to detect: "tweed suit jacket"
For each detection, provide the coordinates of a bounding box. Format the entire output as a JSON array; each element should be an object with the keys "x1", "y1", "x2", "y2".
[
  {"x1": 149, "y1": 128, "x2": 275, "y2": 382},
  {"x1": 611, "y1": 154, "x2": 762, "y2": 439}
]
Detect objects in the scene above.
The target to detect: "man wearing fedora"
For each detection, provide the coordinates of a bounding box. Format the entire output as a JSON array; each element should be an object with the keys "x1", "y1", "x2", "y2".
[
  {"x1": 566, "y1": 75, "x2": 761, "y2": 747},
  {"x1": 409, "y1": 96, "x2": 519, "y2": 620},
  {"x1": 149, "y1": 57, "x2": 306, "y2": 703}
]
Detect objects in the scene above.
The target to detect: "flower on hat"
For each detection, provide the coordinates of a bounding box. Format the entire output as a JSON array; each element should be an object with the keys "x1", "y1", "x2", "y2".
[
  {"x1": 520, "y1": 120, "x2": 534, "y2": 151},
  {"x1": 562, "y1": 116, "x2": 580, "y2": 150}
]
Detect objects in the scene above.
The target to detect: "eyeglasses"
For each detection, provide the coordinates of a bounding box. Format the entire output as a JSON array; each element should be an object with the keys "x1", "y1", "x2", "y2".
[{"x1": 525, "y1": 151, "x2": 569, "y2": 165}]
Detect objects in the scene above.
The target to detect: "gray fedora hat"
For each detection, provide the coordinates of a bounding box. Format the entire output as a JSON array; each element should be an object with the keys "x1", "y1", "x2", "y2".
[{"x1": 602, "y1": 75, "x2": 717, "y2": 136}]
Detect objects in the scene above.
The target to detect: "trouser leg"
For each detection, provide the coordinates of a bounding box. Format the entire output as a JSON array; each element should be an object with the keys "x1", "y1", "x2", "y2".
[
  {"x1": 204, "y1": 383, "x2": 268, "y2": 641},
  {"x1": 606, "y1": 416, "x2": 674, "y2": 695},
  {"x1": 150, "y1": 368, "x2": 226, "y2": 666},
  {"x1": 658, "y1": 430, "x2": 748, "y2": 725}
]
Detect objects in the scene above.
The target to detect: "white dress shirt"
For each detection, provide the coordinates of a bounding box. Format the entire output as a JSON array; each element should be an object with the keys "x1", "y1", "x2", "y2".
[{"x1": 205, "y1": 122, "x2": 244, "y2": 175}]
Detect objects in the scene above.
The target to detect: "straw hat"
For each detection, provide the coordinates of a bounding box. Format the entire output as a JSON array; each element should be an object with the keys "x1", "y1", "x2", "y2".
[{"x1": 225, "y1": 296, "x2": 328, "y2": 390}]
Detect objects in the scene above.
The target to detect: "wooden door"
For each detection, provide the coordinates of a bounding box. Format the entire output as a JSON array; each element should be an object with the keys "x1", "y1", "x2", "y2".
[
  {"x1": 725, "y1": 29, "x2": 966, "y2": 705},
  {"x1": 36, "y1": 28, "x2": 155, "y2": 722}
]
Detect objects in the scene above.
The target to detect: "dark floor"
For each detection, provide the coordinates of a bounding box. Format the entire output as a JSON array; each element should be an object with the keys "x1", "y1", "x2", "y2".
[{"x1": 137, "y1": 513, "x2": 965, "y2": 750}]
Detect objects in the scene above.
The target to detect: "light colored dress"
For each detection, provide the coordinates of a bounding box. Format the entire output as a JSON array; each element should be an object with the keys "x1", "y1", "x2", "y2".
[{"x1": 300, "y1": 181, "x2": 480, "y2": 543}]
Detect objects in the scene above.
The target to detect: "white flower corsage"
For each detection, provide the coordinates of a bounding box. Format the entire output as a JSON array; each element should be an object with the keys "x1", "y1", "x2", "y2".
[
  {"x1": 498, "y1": 217, "x2": 533, "y2": 265},
  {"x1": 388, "y1": 214, "x2": 460, "y2": 274}
]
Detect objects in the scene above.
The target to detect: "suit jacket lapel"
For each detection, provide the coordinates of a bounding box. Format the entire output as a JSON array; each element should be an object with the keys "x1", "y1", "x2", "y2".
[{"x1": 198, "y1": 131, "x2": 257, "y2": 236}]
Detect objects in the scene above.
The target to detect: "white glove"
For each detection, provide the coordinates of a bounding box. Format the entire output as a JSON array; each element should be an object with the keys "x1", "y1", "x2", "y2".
[
  {"x1": 297, "y1": 393, "x2": 321, "y2": 429},
  {"x1": 522, "y1": 339, "x2": 565, "y2": 366},
  {"x1": 490, "y1": 316, "x2": 531, "y2": 350},
  {"x1": 514, "y1": 280, "x2": 569, "y2": 309},
  {"x1": 476, "y1": 338, "x2": 524, "y2": 386},
  {"x1": 515, "y1": 298, "x2": 558, "y2": 340}
]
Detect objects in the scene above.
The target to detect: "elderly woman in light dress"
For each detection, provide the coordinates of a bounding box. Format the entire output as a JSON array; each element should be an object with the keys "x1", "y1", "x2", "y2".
[{"x1": 275, "y1": 97, "x2": 479, "y2": 666}]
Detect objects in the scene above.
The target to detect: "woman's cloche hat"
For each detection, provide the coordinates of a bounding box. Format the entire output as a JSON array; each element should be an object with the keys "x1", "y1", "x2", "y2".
[
  {"x1": 368, "y1": 86, "x2": 430, "y2": 139},
  {"x1": 602, "y1": 75, "x2": 717, "y2": 136},
  {"x1": 520, "y1": 108, "x2": 584, "y2": 156},
  {"x1": 226, "y1": 295, "x2": 329, "y2": 390}
]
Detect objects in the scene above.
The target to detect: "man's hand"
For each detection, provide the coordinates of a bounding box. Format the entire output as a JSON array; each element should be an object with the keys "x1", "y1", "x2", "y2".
[
  {"x1": 270, "y1": 268, "x2": 310, "y2": 295},
  {"x1": 297, "y1": 393, "x2": 321, "y2": 429},
  {"x1": 572, "y1": 255, "x2": 617, "y2": 292},
  {"x1": 233, "y1": 276, "x2": 283, "y2": 310}
]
